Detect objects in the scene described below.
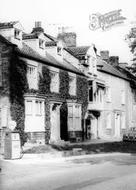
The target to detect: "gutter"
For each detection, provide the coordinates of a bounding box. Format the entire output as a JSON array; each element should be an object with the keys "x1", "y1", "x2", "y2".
[{"x1": 15, "y1": 49, "x2": 86, "y2": 77}]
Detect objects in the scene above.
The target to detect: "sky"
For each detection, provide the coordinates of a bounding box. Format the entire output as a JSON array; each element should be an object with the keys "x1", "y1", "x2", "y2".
[{"x1": 1, "y1": 0, "x2": 136, "y2": 64}]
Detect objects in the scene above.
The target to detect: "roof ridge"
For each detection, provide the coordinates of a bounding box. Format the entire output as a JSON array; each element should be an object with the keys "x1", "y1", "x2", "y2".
[{"x1": 97, "y1": 57, "x2": 129, "y2": 80}]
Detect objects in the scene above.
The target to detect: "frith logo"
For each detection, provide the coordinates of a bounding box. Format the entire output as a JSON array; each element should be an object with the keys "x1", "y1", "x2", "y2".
[{"x1": 89, "y1": 9, "x2": 126, "y2": 31}]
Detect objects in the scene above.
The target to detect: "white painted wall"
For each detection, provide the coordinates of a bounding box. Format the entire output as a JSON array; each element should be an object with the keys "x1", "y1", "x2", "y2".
[
  {"x1": 97, "y1": 70, "x2": 134, "y2": 138},
  {"x1": 0, "y1": 22, "x2": 23, "y2": 48}
]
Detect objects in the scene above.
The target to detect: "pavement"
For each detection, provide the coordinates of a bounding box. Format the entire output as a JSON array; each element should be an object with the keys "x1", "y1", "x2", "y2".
[
  {"x1": 0, "y1": 138, "x2": 122, "y2": 164},
  {"x1": 1, "y1": 152, "x2": 130, "y2": 165}
]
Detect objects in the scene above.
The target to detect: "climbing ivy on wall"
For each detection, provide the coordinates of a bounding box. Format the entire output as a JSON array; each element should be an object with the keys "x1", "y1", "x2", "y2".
[
  {"x1": 8, "y1": 55, "x2": 88, "y2": 145},
  {"x1": 39, "y1": 65, "x2": 51, "y2": 95},
  {"x1": 9, "y1": 52, "x2": 28, "y2": 146},
  {"x1": 38, "y1": 64, "x2": 88, "y2": 119},
  {"x1": 59, "y1": 70, "x2": 69, "y2": 99},
  {"x1": 77, "y1": 76, "x2": 88, "y2": 118}
]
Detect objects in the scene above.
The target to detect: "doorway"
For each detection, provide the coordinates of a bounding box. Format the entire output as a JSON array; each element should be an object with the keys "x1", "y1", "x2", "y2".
[
  {"x1": 114, "y1": 113, "x2": 121, "y2": 138},
  {"x1": 85, "y1": 119, "x2": 91, "y2": 140},
  {"x1": 60, "y1": 103, "x2": 68, "y2": 141}
]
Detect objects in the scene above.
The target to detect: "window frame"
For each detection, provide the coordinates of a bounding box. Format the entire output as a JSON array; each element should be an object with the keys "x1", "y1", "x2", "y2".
[
  {"x1": 35, "y1": 100, "x2": 43, "y2": 116},
  {"x1": 25, "y1": 100, "x2": 33, "y2": 116},
  {"x1": 57, "y1": 46, "x2": 62, "y2": 56},
  {"x1": 39, "y1": 39, "x2": 44, "y2": 49},
  {"x1": 14, "y1": 29, "x2": 21, "y2": 40},
  {"x1": 68, "y1": 103, "x2": 81, "y2": 131},
  {"x1": 25, "y1": 98, "x2": 45, "y2": 117},
  {"x1": 50, "y1": 70, "x2": 59, "y2": 93},
  {"x1": 106, "y1": 86, "x2": 111, "y2": 102},
  {"x1": 27, "y1": 64, "x2": 38, "y2": 90},
  {"x1": 69, "y1": 75, "x2": 76, "y2": 96}
]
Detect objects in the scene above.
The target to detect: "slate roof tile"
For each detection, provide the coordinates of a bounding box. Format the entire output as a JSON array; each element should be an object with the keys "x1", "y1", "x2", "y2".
[
  {"x1": 15, "y1": 42, "x2": 83, "y2": 75},
  {"x1": 97, "y1": 56, "x2": 129, "y2": 80},
  {"x1": 66, "y1": 46, "x2": 90, "y2": 58}
]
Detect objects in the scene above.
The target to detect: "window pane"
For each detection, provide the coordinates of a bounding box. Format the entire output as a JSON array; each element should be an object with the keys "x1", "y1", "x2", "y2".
[
  {"x1": 26, "y1": 101, "x2": 32, "y2": 115},
  {"x1": 68, "y1": 106, "x2": 73, "y2": 117},
  {"x1": 68, "y1": 118, "x2": 73, "y2": 130},
  {"x1": 36, "y1": 101, "x2": 42, "y2": 115},
  {"x1": 27, "y1": 65, "x2": 37, "y2": 89},
  {"x1": 69, "y1": 76, "x2": 76, "y2": 96},
  {"x1": 75, "y1": 118, "x2": 79, "y2": 130},
  {"x1": 50, "y1": 71, "x2": 59, "y2": 93}
]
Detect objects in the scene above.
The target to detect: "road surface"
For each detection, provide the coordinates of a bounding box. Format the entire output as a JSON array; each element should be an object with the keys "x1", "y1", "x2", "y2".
[{"x1": 1, "y1": 153, "x2": 136, "y2": 190}]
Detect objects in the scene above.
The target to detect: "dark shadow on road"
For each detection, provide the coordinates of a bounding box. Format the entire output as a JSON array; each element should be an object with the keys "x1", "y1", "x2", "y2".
[{"x1": 69, "y1": 154, "x2": 136, "y2": 166}]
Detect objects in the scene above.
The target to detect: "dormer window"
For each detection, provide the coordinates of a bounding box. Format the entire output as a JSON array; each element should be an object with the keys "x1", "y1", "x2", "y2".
[
  {"x1": 57, "y1": 46, "x2": 62, "y2": 56},
  {"x1": 14, "y1": 29, "x2": 20, "y2": 40},
  {"x1": 85, "y1": 55, "x2": 90, "y2": 65},
  {"x1": 39, "y1": 39, "x2": 44, "y2": 49}
]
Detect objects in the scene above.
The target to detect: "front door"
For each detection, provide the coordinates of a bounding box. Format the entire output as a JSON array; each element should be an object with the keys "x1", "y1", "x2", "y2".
[
  {"x1": 85, "y1": 119, "x2": 91, "y2": 140},
  {"x1": 60, "y1": 104, "x2": 68, "y2": 141},
  {"x1": 114, "y1": 113, "x2": 121, "y2": 138},
  {"x1": 91, "y1": 118, "x2": 98, "y2": 139},
  {"x1": 50, "y1": 104, "x2": 61, "y2": 142}
]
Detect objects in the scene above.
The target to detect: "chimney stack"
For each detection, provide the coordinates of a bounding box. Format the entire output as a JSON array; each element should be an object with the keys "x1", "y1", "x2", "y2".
[
  {"x1": 109, "y1": 56, "x2": 119, "y2": 67},
  {"x1": 57, "y1": 26, "x2": 76, "y2": 47},
  {"x1": 100, "y1": 51, "x2": 109, "y2": 61},
  {"x1": 35, "y1": 21, "x2": 41, "y2": 28},
  {"x1": 32, "y1": 21, "x2": 44, "y2": 33}
]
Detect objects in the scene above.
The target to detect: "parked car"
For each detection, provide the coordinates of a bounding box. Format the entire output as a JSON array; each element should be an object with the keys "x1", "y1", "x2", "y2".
[{"x1": 123, "y1": 127, "x2": 136, "y2": 142}]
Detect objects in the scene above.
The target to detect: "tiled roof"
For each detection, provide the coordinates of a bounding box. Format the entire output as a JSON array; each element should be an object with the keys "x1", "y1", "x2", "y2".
[
  {"x1": 16, "y1": 42, "x2": 45, "y2": 60},
  {"x1": 23, "y1": 33, "x2": 39, "y2": 40},
  {"x1": 44, "y1": 33, "x2": 57, "y2": 41},
  {"x1": 15, "y1": 42, "x2": 84, "y2": 75},
  {"x1": 23, "y1": 32, "x2": 57, "y2": 42},
  {"x1": 97, "y1": 56, "x2": 129, "y2": 80},
  {"x1": 0, "y1": 21, "x2": 18, "y2": 29},
  {"x1": 46, "y1": 52, "x2": 84, "y2": 75},
  {"x1": 66, "y1": 46, "x2": 90, "y2": 58},
  {"x1": 45, "y1": 41, "x2": 57, "y2": 47},
  {"x1": 0, "y1": 34, "x2": 16, "y2": 46}
]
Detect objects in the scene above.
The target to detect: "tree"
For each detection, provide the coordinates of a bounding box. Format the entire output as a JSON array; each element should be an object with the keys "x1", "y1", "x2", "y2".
[{"x1": 125, "y1": 27, "x2": 136, "y2": 73}]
